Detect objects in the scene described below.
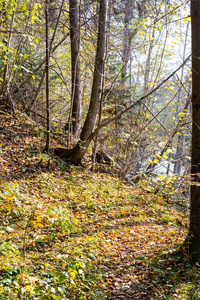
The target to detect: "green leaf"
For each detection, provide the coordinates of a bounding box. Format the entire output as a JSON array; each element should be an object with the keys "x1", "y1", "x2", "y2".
[{"x1": 58, "y1": 274, "x2": 65, "y2": 283}]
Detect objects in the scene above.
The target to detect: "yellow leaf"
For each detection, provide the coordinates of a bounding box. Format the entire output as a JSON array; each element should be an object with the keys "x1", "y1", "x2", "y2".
[
  {"x1": 37, "y1": 223, "x2": 44, "y2": 228},
  {"x1": 69, "y1": 271, "x2": 76, "y2": 280},
  {"x1": 7, "y1": 194, "x2": 15, "y2": 201},
  {"x1": 33, "y1": 222, "x2": 44, "y2": 228},
  {"x1": 166, "y1": 149, "x2": 172, "y2": 154},
  {"x1": 184, "y1": 16, "x2": 191, "y2": 22}
]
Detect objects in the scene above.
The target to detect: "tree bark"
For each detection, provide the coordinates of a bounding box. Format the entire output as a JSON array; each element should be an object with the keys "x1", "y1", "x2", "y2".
[
  {"x1": 0, "y1": 4, "x2": 15, "y2": 100},
  {"x1": 55, "y1": 0, "x2": 107, "y2": 164},
  {"x1": 121, "y1": 0, "x2": 133, "y2": 82},
  {"x1": 67, "y1": 0, "x2": 81, "y2": 136},
  {"x1": 188, "y1": 0, "x2": 200, "y2": 261},
  {"x1": 45, "y1": 0, "x2": 50, "y2": 153}
]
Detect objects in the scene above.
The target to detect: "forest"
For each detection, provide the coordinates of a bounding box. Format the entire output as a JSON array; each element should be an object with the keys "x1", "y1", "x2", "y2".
[{"x1": 1, "y1": 0, "x2": 200, "y2": 299}]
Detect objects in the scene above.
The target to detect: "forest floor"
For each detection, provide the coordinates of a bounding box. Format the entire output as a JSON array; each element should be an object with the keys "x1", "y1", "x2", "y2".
[{"x1": 0, "y1": 103, "x2": 199, "y2": 300}]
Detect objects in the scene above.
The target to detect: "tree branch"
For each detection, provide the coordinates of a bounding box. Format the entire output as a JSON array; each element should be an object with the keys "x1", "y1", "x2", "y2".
[{"x1": 89, "y1": 54, "x2": 191, "y2": 140}]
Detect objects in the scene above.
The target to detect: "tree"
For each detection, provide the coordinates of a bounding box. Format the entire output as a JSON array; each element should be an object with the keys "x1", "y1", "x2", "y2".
[
  {"x1": 188, "y1": 0, "x2": 200, "y2": 261},
  {"x1": 25, "y1": 0, "x2": 65, "y2": 116},
  {"x1": 0, "y1": 0, "x2": 16, "y2": 110},
  {"x1": 45, "y1": 0, "x2": 50, "y2": 153},
  {"x1": 0, "y1": 0, "x2": 191, "y2": 178},
  {"x1": 55, "y1": 0, "x2": 107, "y2": 164},
  {"x1": 121, "y1": 0, "x2": 146, "y2": 83},
  {"x1": 67, "y1": 0, "x2": 81, "y2": 136}
]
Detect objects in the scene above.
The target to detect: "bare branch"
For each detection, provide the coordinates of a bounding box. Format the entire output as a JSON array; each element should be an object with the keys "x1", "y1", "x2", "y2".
[{"x1": 89, "y1": 54, "x2": 191, "y2": 140}]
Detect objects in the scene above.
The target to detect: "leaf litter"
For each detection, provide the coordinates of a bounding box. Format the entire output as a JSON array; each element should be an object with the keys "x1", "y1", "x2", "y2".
[{"x1": 0, "y1": 104, "x2": 199, "y2": 299}]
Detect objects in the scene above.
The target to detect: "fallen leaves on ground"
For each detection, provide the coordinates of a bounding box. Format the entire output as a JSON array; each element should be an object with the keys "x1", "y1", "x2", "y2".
[{"x1": 0, "y1": 104, "x2": 198, "y2": 300}]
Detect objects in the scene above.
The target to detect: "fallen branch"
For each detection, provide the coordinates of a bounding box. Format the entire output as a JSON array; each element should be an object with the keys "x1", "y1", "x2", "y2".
[{"x1": 96, "y1": 149, "x2": 121, "y2": 170}]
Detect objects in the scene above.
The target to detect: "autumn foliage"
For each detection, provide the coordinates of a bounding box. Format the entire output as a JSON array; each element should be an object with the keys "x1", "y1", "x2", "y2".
[{"x1": 0, "y1": 103, "x2": 198, "y2": 299}]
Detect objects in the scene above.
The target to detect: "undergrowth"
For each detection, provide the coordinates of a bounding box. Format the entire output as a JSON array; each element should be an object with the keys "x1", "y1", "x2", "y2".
[{"x1": 0, "y1": 107, "x2": 198, "y2": 300}]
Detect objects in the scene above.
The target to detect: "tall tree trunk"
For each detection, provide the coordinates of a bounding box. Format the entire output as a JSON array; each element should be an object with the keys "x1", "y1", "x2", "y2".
[
  {"x1": 188, "y1": 0, "x2": 200, "y2": 261},
  {"x1": 143, "y1": 28, "x2": 155, "y2": 94},
  {"x1": 55, "y1": 0, "x2": 107, "y2": 164},
  {"x1": 173, "y1": 23, "x2": 190, "y2": 175},
  {"x1": 121, "y1": 0, "x2": 133, "y2": 83},
  {"x1": 45, "y1": 0, "x2": 50, "y2": 153},
  {"x1": 0, "y1": 1, "x2": 7, "y2": 97},
  {"x1": 0, "y1": 3, "x2": 15, "y2": 101},
  {"x1": 121, "y1": 0, "x2": 146, "y2": 83},
  {"x1": 67, "y1": 0, "x2": 81, "y2": 136}
]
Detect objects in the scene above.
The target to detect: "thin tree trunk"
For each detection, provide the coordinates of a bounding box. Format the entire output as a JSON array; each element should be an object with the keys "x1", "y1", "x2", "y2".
[
  {"x1": 21, "y1": 33, "x2": 69, "y2": 105},
  {"x1": 121, "y1": 0, "x2": 146, "y2": 83},
  {"x1": 143, "y1": 28, "x2": 155, "y2": 94},
  {"x1": 67, "y1": 0, "x2": 81, "y2": 136},
  {"x1": 92, "y1": 60, "x2": 105, "y2": 170},
  {"x1": 26, "y1": 0, "x2": 65, "y2": 114},
  {"x1": 1, "y1": 7, "x2": 15, "y2": 99},
  {"x1": 45, "y1": 0, "x2": 50, "y2": 153},
  {"x1": 55, "y1": 0, "x2": 107, "y2": 164},
  {"x1": 173, "y1": 22, "x2": 190, "y2": 175},
  {"x1": 121, "y1": 0, "x2": 133, "y2": 82}
]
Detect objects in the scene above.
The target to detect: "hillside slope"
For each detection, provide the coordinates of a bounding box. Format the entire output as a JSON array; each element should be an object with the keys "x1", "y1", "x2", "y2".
[{"x1": 0, "y1": 105, "x2": 197, "y2": 300}]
